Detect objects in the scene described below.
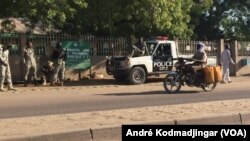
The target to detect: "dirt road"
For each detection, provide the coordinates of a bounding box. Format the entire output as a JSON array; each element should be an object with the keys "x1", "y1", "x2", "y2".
[{"x1": 0, "y1": 76, "x2": 249, "y2": 141}]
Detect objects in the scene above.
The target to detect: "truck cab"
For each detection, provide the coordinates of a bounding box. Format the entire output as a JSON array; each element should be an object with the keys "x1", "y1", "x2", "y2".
[{"x1": 106, "y1": 37, "x2": 216, "y2": 85}]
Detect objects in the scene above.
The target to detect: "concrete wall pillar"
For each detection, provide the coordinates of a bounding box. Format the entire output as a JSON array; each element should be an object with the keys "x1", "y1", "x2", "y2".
[
  {"x1": 217, "y1": 39, "x2": 224, "y2": 65},
  {"x1": 19, "y1": 33, "x2": 27, "y2": 81},
  {"x1": 232, "y1": 40, "x2": 239, "y2": 76}
]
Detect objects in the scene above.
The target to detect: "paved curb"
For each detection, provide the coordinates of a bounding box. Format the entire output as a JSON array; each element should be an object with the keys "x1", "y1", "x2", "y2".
[{"x1": 2, "y1": 112, "x2": 250, "y2": 141}]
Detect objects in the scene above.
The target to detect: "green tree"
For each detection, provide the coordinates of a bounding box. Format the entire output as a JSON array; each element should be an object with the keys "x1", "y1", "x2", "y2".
[
  {"x1": 189, "y1": 0, "x2": 213, "y2": 39},
  {"x1": 1, "y1": 0, "x2": 219, "y2": 40},
  {"x1": 112, "y1": 0, "x2": 195, "y2": 38},
  {"x1": 0, "y1": 0, "x2": 87, "y2": 32},
  {"x1": 194, "y1": 0, "x2": 250, "y2": 40},
  {"x1": 74, "y1": 0, "x2": 203, "y2": 39}
]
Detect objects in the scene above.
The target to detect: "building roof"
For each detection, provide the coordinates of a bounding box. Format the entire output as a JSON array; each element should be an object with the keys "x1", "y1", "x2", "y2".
[{"x1": 0, "y1": 18, "x2": 59, "y2": 34}]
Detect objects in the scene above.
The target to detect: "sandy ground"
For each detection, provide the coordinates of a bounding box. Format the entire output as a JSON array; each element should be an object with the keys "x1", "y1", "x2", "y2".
[
  {"x1": 0, "y1": 98, "x2": 250, "y2": 140},
  {"x1": 0, "y1": 76, "x2": 249, "y2": 140}
]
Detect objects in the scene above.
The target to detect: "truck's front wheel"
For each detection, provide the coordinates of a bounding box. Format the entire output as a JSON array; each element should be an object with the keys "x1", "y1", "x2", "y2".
[{"x1": 128, "y1": 67, "x2": 146, "y2": 85}]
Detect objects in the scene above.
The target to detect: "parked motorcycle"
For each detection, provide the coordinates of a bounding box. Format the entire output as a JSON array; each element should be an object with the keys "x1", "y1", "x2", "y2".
[{"x1": 163, "y1": 57, "x2": 217, "y2": 93}]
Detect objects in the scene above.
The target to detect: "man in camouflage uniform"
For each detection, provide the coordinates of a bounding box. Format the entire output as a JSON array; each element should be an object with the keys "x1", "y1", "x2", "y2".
[
  {"x1": 23, "y1": 41, "x2": 38, "y2": 86},
  {"x1": 0, "y1": 44, "x2": 16, "y2": 91},
  {"x1": 51, "y1": 41, "x2": 67, "y2": 86}
]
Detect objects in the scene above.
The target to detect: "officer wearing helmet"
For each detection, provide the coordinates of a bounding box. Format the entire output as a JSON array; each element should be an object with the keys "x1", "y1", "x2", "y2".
[{"x1": 0, "y1": 43, "x2": 16, "y2": 91}]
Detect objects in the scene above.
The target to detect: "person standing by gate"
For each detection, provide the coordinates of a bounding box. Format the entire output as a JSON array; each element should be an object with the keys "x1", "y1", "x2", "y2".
[
  {"x1": 220, "y1": 44, "x2": 235, "y2": 83},
  {"x1": 23, "y1": 41, "x2": 38, "y2": 86},
  {"x1": 51, "y1": 41, "x2": 67, "y2": 86},
  {"x1": 0, "y1": 43, "x2": 16, "y2": 91}
]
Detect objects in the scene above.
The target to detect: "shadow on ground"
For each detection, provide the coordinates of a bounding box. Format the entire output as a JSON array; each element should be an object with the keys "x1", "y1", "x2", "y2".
[
  {"x1": 97, "y1": 90, "x2": 201, "y2": 96},
  {"x1": 64, "y1": 77, "x2": 165, "y2": 86},
  {"x1": 241, "y1": 73, "x2": 250, "y2": 77}
]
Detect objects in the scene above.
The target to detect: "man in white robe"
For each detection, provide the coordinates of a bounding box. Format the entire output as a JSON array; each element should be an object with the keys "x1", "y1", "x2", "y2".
[{"x1": 220, "y1": 44, "x2": 235, "y2": 83}]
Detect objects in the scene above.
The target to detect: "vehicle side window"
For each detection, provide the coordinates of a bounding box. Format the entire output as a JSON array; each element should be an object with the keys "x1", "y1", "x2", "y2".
[
  {"x1": 154, "y1": 43, "x2": 171, "y2": 57},
  {"x1": 149, "y1": 44, "x2": 155, "y2": 55},
  {"x1": 162, "y1": 44, "x2": 171, "y2": 56},
  {"x1": 155, "y1": 45, "x2": 163, "y2": 56}
]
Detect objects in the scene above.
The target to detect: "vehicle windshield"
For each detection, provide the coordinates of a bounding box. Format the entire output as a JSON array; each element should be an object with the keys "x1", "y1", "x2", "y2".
[
  {"x1": 146, "y1": 42, "x2": 158, "y2": 55},
  {"x1": 129, "y1": 41, "x2": 158, "y2": 57}
]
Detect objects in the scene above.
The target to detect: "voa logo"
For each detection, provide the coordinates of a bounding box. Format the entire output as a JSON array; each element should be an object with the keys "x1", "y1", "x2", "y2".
[{"x1": 221, "y1": 129, "x2": 245, "y2": 137}]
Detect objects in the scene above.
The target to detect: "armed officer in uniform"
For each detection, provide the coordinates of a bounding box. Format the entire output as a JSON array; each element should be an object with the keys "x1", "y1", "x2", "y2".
[
  {"x1": 0, "y1": 43, "x2": 16, "y2": 91},
  {"x1": 23, "y1": 41, "x2": 38, "y2": 86},
  {"x1": 51, "y1": 41, "x2": 67, "y2": 86}
]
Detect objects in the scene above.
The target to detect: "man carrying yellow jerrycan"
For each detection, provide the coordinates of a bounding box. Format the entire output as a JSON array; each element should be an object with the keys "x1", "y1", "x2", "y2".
[
  {"x1": 190, "y1": 42, "x2": 222, "y2": 85},
  {"x1": 163, "y1": 42, "x2": 221, "y2": 93}
]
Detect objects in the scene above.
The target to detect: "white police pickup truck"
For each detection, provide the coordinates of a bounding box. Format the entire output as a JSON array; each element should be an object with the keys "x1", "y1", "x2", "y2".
[{"x1": 106, "y1": 37, "x2": 217, "y2": 84}]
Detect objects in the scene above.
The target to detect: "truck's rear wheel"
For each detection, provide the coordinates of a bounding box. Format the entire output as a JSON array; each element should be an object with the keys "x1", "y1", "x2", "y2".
[{"x1": 128, "y1": 67, "x2": 146, "y2": 85}]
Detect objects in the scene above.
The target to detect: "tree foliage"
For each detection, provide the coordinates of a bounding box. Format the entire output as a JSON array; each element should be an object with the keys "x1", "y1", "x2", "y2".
[
  {"x1": 114, "y1": 0, "x2": 194, "y2": 38},
  {"x1": 0, "y1": 0, "x2": 249, "y2": 40},
  {"x1": 1, "y1": 0, "x2": 209, "y2": 39},
  {"x1": 0, "y1": 0, "x2": 87, "y2": 31},
  {"x1": 194, "y1": 0, "x2": 250, "y2": 40},
  {"x1": 64, "y1": 0, "x2": 207, "y2": 39}
]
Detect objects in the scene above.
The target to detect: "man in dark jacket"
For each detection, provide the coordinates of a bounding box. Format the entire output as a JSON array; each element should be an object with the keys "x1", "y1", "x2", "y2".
[
  {"x1": 132, "y1": 37, "x2": 146, "y2": 56},
  {"x1": 51, "y1": 41, "x2": 67, "y2": 86}
]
